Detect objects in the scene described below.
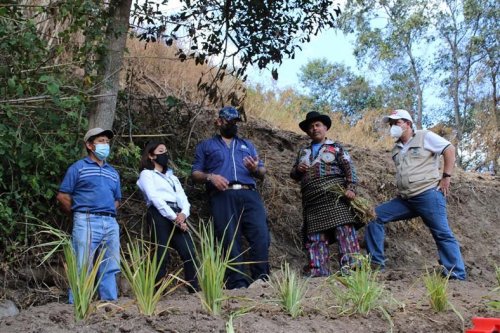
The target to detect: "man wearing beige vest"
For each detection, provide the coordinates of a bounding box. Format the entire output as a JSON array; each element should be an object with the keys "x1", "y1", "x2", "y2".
[{"x1": 365, "y1": 109, "x2": 466, "y2": 280}]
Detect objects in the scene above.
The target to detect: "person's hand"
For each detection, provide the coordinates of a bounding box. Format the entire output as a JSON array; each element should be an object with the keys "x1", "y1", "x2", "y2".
[
  {"x1": 175, "y1": 212, "x2": 186, "y2": 224},
  {"x1": 175, "y1": 213, "x2": 188, "y2": 232},
  {"x1": 438, "y1": 177, "x2": 451, "y2": 197},
  {"x1": 208, "y1": 173, "x2": 229, "y2": 191},
  {"x1": 243, "y1": 156, "x2": 259, "y2": 173},
  {"x1": 345, "y1": 189, "x2": 356, "y2": 200},
  {"x1": 296, "y1": 161, "x2": 309, "y2": 174}
]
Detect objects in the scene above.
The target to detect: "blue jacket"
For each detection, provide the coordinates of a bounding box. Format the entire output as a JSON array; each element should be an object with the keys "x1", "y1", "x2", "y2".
[{"x1": 192, "y1": 135, "x2": 263, "y2": 189}]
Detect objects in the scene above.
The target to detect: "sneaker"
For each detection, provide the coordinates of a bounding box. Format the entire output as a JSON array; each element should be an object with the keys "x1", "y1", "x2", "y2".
[{"x1": 370, "y1": 262, "x2": 385, "y2": 272}]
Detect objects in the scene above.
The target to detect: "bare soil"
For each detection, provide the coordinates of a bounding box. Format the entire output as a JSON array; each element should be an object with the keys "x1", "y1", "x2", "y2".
[{"x1": 1, "y1": 109, "x2": 499, "y2": 333}]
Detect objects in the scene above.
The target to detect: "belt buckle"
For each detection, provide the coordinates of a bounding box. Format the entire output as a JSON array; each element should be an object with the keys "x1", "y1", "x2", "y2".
[{"x1": 232, "y1": 184, "x2": 242, "y2": 190}]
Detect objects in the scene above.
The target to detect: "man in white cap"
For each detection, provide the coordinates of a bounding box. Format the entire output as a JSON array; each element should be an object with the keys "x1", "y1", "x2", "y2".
[
  {"x1": 56, "y1": 128, "x2": 122, "y2": 302},
  {"x1": 364, "y1": 109, "x2": 466, "y2": 280}
]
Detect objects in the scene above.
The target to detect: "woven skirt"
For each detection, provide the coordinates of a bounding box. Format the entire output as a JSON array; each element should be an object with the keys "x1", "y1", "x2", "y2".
[{"x1": 301, "y1": 176, "x2": 361, "y2": 236}]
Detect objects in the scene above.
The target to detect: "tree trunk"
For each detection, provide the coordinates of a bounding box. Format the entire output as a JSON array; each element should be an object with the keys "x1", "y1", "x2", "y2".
[
  {"x1": 407, "y1": 45, "x2": 423, "y2": 129},
  {"x1": 88, "y1": 0, "x2": 133, "y2": 130},
  {"x1": 492, "y1": 65, "x2": 499, "y2": 174}
]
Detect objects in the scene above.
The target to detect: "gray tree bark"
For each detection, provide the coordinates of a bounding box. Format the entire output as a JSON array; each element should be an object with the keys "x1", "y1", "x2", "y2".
[{"x1": 88, "y1": 0, "x2": 133, "y2": 130}]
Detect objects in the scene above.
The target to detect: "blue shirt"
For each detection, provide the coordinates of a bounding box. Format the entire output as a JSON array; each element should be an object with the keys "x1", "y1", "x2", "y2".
[
  {"x1": 192, "y1": 135, "x2": 263, "y2": 188},
  {"x1": 311, "y1": 142, "x2": 322, "y2": 159},
  {"x1": 59, "y1": 157, "x2": 121, "y2": 214}
]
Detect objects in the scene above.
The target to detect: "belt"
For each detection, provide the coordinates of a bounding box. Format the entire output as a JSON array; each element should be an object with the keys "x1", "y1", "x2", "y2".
[
  {"x1": 165, "y1": 201, "x2": 181, "y2": 213},
  {"x1": 227, "y1": 184, "x2": 254, "y2": 190},
  {"x1": 76, "y1": 211, "x2": 116, "y2": 217}
]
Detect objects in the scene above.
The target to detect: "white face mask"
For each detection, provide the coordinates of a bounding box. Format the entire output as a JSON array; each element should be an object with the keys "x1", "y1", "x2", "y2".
[{"x1": 390, "y1": 125, "x2": 403, "y2": 138}]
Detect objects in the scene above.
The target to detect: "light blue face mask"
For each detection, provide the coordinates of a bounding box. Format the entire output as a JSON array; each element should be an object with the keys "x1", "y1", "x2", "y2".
[{"x1": 94, "y1": 143, "x2": 110, "y2": 160}]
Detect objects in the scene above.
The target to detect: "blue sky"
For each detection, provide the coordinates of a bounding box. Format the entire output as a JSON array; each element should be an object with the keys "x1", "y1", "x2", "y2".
[
  {"x1": 247, "y1": 30, "x2": 358, "y2": 91},
  {"x1": 245, "y1": 28, "x2": 446, "y2": 123}
]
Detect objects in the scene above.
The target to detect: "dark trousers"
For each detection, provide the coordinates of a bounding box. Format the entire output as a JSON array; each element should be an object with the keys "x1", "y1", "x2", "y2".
[
  {"x1": 147, "y1": 205, "x2": 199, "y2": 292},
  {"x1": 209, "y1": 189, "x2": 270, "y2": 289}
]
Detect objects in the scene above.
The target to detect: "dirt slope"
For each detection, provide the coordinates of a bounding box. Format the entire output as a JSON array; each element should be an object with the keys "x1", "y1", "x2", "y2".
[{"x1": 1, "y1": 107, "x2": 499, "y2": 333}]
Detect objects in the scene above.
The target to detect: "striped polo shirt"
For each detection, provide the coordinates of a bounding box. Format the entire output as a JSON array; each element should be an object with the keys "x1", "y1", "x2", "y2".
[{"x1": 59, "y1": 157, "x2": 121, "y2": 214}]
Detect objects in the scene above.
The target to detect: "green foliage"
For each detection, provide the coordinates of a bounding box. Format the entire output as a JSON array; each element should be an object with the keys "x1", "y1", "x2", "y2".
[
  {"x1": 328, "y1": 255, "x2": 395, "y2": 317},
  {"x1": 132, "y1": 0, "x2": 342, "y2": 104},
  {"x1": 0, "y1": 104, "x2": 86, "y2": 256},
  {"x1": 339, "y1": 0, "x2": 431, "y2": 127},
  {"x1": 486, "y1": 286, "x2": 500, "y2": 311},
  {"x1": 121, "y1": 237, "x2": 182, "y2": 316},
  {"x1": 485, "y1": 264, "x2": 500, "y2": 311},
  {"x1": 299, "y1": 59, "x2": 384, "y2": 117},
  {"x1": 193, "y1": 220, "x2": 243, "y2": 316},
  {"x1": 422, "y1": 269, "x2": 464, "y2": 326},
  {"x1": 0, "y1": 2, "x2": 112, "y2": 259},
  {"x1": 172, "y1": 158, "x2": 193, "y2": 180},
  {"x1": 225, "y1": 307, "x2": 252, "y2": 333},
  {"x1": 113, "y1": 142, "x2": 142, "y2": 193},
  {"x1": 65, "y1": 240, "x2": 106, "y2": 321},
  {"x1": 269, "y1": 262, "x2": 309, "y2": 318},
  {"x1": 32, "y1": 222, "x2": 103, "y2": 321},
  {"x1": 422, "y1": 269, "x2": 449, "y2": 312}
]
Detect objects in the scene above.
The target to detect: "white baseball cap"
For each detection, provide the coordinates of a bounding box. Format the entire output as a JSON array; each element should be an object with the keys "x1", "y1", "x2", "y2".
[{"x1": 382, "y1": 109, "x2": 413, "y2": 123}]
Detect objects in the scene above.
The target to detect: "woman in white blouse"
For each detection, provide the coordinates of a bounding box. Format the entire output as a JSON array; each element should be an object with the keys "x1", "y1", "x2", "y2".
[{"x1": 137, "y1": 141, "x2": 199, "y2": 293}]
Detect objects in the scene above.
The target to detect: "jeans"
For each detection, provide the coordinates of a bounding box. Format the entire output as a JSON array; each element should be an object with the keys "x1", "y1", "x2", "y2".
[
  {"x1": 69, "y1": 212, "x2": 120, "y2": 303},
  {"x1": 364, "y1": 188, "x2": 466, "y2": 280},
  {"x1": 210, "y1": 189, "x2": 270, "y2": 289}
]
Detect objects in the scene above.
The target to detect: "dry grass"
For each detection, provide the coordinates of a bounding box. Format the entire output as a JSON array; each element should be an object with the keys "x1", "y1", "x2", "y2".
[
  {"x1": 325, "y1": 183, "x2": 376, "y2": 224},
  {"x1": 124, "y1": 38, "x2": 245, "y2": 108},
  {"x1": 244, "y1": 85, "x2": 394, "y2": 151},
  {"x1": 244, "y1": 86, "x2": 310, "y2": 131}
]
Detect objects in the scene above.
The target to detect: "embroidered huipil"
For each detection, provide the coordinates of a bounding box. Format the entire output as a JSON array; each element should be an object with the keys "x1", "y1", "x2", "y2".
[{"x1": 293, "y1": 139, "x2": 357, "y2": 191}]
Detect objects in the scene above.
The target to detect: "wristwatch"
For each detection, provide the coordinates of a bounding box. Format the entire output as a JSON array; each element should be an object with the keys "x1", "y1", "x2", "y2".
[
  {"x1": 206, "y1": 173, "x2": 213, "y2": 183},
  {"x1": 442, "y1": 172, "x2": 452, "y2": 178}
]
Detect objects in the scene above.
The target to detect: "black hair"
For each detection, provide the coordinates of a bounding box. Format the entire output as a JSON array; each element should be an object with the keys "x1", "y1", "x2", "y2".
[
  {"x1": 85, "y1": 135, "x2": 97, "y2": 154},
  {"x1": 139, "y1": 141, "x2": 166, "y2": 171}
]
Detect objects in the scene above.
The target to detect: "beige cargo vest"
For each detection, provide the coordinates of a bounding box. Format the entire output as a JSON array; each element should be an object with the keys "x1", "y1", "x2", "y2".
[{"x1": 392, "y1": 130, "x2": 441, "y2": 199}]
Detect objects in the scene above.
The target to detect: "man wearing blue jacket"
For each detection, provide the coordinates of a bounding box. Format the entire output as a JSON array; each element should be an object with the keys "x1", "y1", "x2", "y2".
[{"x1": 192, "y1": 107, "x2": 270, "y2": 289}]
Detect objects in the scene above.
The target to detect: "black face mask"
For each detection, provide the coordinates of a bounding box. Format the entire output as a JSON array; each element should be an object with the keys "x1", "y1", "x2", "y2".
[
  {"x1": 155, "y1": 153, "x2": 170, "y2": 169},
  {"x1": 220, "y1": 123, "x2": 238, "y2": 138}
]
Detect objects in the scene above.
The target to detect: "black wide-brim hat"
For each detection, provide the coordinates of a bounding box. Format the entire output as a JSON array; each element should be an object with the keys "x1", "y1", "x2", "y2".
[{"x1": 299, "y1": 111, "x2": 332, "y2": 132}]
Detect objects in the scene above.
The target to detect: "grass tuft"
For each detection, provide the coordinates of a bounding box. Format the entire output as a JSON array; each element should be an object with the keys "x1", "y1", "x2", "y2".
[
  {"x1": 422, "y1": 269, "x2": 464, "y2": 329},
  {"x1": 269, "y1": 262, "x2": 309, "y2": 318},
  {"x1": 64, "y1": 242, "x2": 105, "y2": 321},
  {"x1": 328, "y1": 255, "x2": 386, "y2": 315},
  {"x1": 423, "y1": 269, "x2": 449, "y2": 312},
  {"x1": 31, "y1": 221, "x2": 103, "y2": 321},
  {"x1": 120, "y1": 237, "x2": 181, "y2": 316},
  {"x1": 193, "y1": 220, "x2": 242, "y2": 315},
  {"x1": 225, "y1": 307, "x2": 252, "y2": 333}
]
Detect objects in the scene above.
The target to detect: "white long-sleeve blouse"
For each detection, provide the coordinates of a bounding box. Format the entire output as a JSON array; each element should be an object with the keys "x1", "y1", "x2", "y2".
[{"x1": 136, "y1": 169, "x2": 190, "y2": 220}]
